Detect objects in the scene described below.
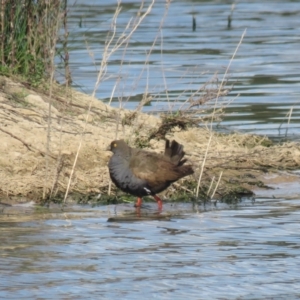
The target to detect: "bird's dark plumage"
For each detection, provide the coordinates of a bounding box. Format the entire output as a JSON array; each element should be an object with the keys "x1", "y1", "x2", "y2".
[{"x1": 108, "y1": 139, "x2": 194, "y2": 210}]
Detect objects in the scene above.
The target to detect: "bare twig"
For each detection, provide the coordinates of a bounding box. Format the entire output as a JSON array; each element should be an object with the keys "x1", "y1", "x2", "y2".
[
  {"x1": 0, "y1": 127, "x2": 56, "y2": 159},
  {"x1": 0, "y1": 127, "x2": 34, "y2": 152}
]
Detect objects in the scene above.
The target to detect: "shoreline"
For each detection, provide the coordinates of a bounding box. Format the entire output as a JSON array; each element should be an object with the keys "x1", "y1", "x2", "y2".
[{"x1": 0, "y1": 75, "x2": 299, "y2": 205}]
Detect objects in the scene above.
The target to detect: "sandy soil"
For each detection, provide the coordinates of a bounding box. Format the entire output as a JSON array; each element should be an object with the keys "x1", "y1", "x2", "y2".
[{"x1": 0, "y1": 75, "x2": 299, "y2": 204}]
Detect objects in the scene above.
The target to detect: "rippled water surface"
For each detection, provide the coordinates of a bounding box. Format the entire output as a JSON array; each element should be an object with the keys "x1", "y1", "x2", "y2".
[
  {"x1": 62, "y1": 0, "x2": 300, "y2": 139},
  {"x1": 1, "y1": 188, "x2": 300, "y2": 299}
]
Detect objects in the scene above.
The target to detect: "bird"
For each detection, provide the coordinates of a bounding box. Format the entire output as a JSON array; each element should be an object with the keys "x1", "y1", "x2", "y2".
[{"x1": 108, "y1": 139, "x2": 194, "y2": 211}]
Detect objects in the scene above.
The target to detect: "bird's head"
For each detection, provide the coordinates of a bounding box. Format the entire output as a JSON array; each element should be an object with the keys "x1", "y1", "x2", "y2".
[{"x1": 108, "y1": 139, "x2": 129, "y2": 154}]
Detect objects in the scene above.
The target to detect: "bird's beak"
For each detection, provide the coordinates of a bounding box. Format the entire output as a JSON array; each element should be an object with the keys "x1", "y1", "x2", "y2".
[{"x1": 106, "y1": 144, "x2": 111, "y2": 151}]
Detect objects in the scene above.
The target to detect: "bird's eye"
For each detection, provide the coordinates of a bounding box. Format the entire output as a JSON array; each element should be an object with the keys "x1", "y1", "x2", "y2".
[{"x1": 114, "y1": 143, "x2": 117, "y2": 147}]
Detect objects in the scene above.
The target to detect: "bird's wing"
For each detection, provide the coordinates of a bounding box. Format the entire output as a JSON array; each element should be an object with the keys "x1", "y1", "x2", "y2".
[{"x1": 129, "y1": 152, "x2": 182, "y2": 184}]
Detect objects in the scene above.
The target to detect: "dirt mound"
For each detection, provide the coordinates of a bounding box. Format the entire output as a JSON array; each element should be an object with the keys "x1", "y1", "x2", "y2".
[{"x1": 0, "y1": 76, "x2": 299, "y2": 204}]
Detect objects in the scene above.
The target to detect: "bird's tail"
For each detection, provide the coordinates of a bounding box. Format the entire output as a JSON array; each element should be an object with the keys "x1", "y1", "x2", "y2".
[
  {"x1": 164, "y1": 139, "x2": 187, "y2": 166},
  {"x1": 178, "y1": 164, "x2": 194, "y2": 177},
  {"x1": 165, "y1": 139, "x2": 194, "y2": 177}
]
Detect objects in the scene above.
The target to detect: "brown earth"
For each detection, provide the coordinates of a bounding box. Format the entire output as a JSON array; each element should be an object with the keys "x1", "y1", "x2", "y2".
[{"x1": 0, "y1": 75, "x2": 300, "y2": 205}]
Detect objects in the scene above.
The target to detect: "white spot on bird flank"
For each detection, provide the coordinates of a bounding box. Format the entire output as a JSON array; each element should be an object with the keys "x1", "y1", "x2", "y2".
[{"x1": 144, "y1": 187, "x2": 151, "y2": 194}]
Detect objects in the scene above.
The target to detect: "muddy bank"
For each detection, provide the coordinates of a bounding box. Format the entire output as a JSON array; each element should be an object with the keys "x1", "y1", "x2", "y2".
[{"x1": 0, "y1": 76, "x2": 300, "y2": 205}]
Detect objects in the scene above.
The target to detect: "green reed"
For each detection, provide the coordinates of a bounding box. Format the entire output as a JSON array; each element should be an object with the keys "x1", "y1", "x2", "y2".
[{"x1": 0, "y1": 0, "x2": 69, "y2": 85}]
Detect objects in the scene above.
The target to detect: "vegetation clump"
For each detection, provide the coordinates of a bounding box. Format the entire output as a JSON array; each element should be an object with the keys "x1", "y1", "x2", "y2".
[{"x1": 0, "y1": 0, "x2": 69, "y2": 86}]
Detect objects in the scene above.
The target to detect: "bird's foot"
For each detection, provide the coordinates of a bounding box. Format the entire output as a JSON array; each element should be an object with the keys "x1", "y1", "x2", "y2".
[
  {"x1": 134, "y1": 197, "x2": 143, "y2": 208},
  {"x1": 154, "y1": 195, "x2": 163, "y2": 211},
  {"x1": 135, "y1": 206, "x2": 141, "y2": 217}
]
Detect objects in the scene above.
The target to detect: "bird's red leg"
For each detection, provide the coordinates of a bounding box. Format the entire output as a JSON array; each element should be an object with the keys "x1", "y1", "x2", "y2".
[
  {"x1": 135, "y1": 206, "x2": 141, "y2": 217},
  {"x1": 153, "y1": 195, "x2": 163, "y2": 211},
  {"x1": 134, "y1": 197, "x2": 142, "y2": 207},
  {"x1": 134, "y1": 197, "x2": 142, "y2": 217}
]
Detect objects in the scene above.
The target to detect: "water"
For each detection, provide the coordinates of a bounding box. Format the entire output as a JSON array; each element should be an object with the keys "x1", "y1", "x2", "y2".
[
  {"x1": 1, "y1": 192, "x2": 300, "y2": 299},
  {"x1": 60, "y1": 0, "x2": 300, "y2": 139}
]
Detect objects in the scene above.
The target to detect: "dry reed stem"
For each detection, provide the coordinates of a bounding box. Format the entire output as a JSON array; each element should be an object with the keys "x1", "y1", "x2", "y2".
[
  {"x1": 286, "y1": 107, "x2": 293, "y2": 137},
  {"x1": 195, "y1": 28, "x2": 247, "y2": 198},
  {"x1": 211, "y1": 28, "x2": 247, "y2": 124},
  {"x1": 108, "y1": 83, "x2": 117, "y2": 106},
  {"x1": 130, "y1": 0, "x2": 170, "y2": 109},
  {"x1": 0, "y1": 0, "x2": 4, "y2": 65},
  {"x1": 160, "y1": 31, "x2": 172, "y2": 112},
  {"x1": 210, "y1": 170, "x2": 223, "y2": 199},
  {"x1": 196, "y1": 133, "x2": 212, "y2": 197},
  {"x1": 44, "y1": 4, "x2": 64, "y2": 200},
  {"x1": 206, "y1": 175, "x2": 215, "y2": 196},
  {"x1": 278, "y1": 106, "x2": 293, "y2": 137}
]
